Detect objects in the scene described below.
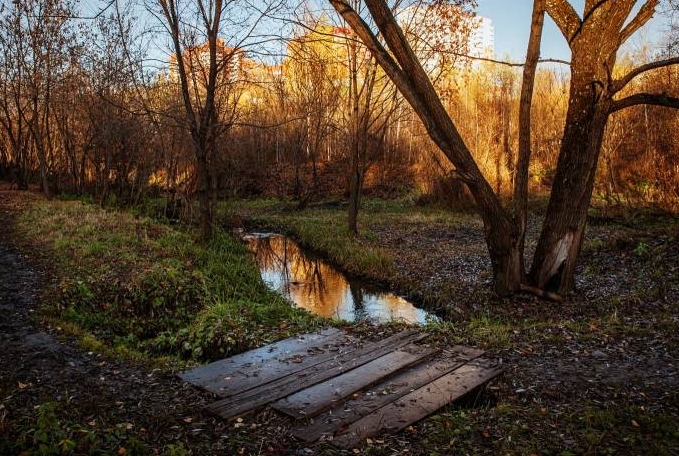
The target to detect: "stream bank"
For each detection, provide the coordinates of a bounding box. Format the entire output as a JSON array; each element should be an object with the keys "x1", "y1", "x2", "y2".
[{"x1": 2, "y1": 189, "x2": 678, "y2": 454}]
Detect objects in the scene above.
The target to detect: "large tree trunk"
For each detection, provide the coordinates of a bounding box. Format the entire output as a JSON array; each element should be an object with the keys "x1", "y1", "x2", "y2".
[
  {"x1": 486, "y1": 223, "x2": 524, "y2": 296},
  {"x1": 512, "y1": 0, "x2": 545, "y2": 282},
  {"x1": 529, "y1": 67, "x2": 611, "y2": 294},
  {"x1": 528, "y1": 0, "x2": 679, "y2": 295}
]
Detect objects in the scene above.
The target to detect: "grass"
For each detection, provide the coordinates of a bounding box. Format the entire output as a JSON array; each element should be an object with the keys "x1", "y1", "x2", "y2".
[
  {"x1": 222, "y1": 200, "x2": 396, "y2": 282},
  {"x1": 1, "y1": 400, "x2": 191, "y2": 456},
  {"x1": 220, "y1": 197, "x2": 478, "y2": 285},
  {"x1": 16, "y1": 199, "x2": 322, "y2": 364}
]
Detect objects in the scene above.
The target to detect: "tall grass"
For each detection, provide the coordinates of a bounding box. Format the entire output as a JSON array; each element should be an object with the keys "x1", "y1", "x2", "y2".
[{"x1": 17, "y1": 199, "x2": 321, "y2": 363}]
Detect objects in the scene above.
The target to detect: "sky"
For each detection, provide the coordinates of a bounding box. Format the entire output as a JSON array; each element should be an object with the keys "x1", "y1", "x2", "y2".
[
  {"x1": 77, "y1": 0, "x2": 673, "y2": 66},
  {"x1": 476, "y1": 0, "x2": 671, "y2": 63}
]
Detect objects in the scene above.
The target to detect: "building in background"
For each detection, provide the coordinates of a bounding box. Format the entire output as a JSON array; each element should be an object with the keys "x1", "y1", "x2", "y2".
[
  {"x1": 469, "y1": 15, "x2": 494, "y2": 59},
  {"x1": 167, "y1": 38, "x2": 278, "y2": 107},
  {"x1": 168, "y1": 38, "x2": 245, "y2": 86}
]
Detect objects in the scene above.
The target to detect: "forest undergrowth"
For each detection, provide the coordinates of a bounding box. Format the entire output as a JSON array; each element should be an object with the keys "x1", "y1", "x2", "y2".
[{"x1": 2, "y1": 188, "x2": 678, "y2": 455}]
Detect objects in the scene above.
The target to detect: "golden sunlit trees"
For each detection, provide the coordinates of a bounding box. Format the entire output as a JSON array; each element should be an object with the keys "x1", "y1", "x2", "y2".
[
  {"x1": 283, "y1": 15, "x2": 402, "y2": 233},
  {"x1": 283, "y1": 19, "x2": 343, "y2": 204},
  {"x1": 154, "y1": 0, "x2": 269, "y2": 238},
  {"x1": 329, "y1": 0, "x2": 679, "y2": 297}
]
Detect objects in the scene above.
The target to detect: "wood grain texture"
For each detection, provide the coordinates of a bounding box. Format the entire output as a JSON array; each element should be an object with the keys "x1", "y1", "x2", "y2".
[
  {"x1": 205, "y1": 330, "x2": 426, "y2": 420},
  {"x1": 331, "y1": 359, "x2": 503, "y2": 449},
  {"x1": 292, "y1": 346, "x2": 484, "y2": 442},
  {"x1": 273, "y1": 344, "x2": 439, "y2": 418},
  {"x1": 179, "y1": 328, "x2": 349, "y2": 397}
]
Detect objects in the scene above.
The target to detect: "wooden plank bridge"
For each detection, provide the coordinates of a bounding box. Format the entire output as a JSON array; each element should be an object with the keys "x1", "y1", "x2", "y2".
[{"x1": 179, "y1": 328, "x2": 503, "y2": 448}]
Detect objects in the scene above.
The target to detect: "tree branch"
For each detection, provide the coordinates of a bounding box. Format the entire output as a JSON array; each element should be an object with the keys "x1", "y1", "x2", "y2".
[
  {"x1": 326, "y1": 0, "x2": 422, "y2": 117},
  {"x1": 612, "y1": 56, "x2": 679, "y2": 93},
  {"x1": 611, "y1": 92, "x2": 679, "y2": 113},
  {"x1": 619, "y1": 0, "x2": 658, "y2": 45},
  {"x1": 446, "y1": 53, "x2": 570, "y2": 67},
  {"x1": 545, "y1": 0, "x2": 581, "y2": 42}
]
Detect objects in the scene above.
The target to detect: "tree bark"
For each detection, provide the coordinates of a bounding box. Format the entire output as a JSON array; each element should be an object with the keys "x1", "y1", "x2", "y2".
[
  {"x1": 529, "y1": 63, "x2": 612, "y2": 293},
  {"x1": 512, "y1": 0, "x2": 545, "y2": 281},
  {"x1": 529, "y1": 0, "x2": 666, "y2": 294}
]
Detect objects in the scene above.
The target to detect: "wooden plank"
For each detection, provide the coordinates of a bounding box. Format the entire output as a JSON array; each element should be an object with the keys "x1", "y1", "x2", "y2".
[
  {"x1": 179, "y1": 328, "x2": 349, "y2": 397},
  {"x1": 178, "y1": 327, "x2": 345, "y2": 386},
  {"x1": 272, "y1": 344, "x2": 440, "y2": 418},
  {"x1": 197, "y1": 330, "x2": 355, "y2": 397},
  {"x1": 292, "y1": 346, "x2": 484, "y2": 442},
  {"x1": 205, "y1": 330, "x2": 427, "y2": 420},
  {"x1": 331, "y1": 359, "x2": 504, "y2": 449}
]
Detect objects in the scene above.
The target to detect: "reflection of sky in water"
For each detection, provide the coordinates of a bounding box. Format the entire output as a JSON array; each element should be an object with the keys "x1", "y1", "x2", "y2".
[{"x1": 245, "y1": 233, "x2": 435, "y2": 325}]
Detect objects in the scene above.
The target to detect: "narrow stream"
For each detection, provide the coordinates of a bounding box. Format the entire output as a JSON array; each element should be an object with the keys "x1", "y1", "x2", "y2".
[{"x1": 243, "y1": 233, "x2": 436, "y2": 325}]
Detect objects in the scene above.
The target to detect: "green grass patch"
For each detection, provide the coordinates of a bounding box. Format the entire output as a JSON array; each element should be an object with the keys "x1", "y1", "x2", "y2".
[
  {"x1": 0, "y1": 400, "x2": 190, "y2": 456},
  {"x1": 16, "y1": 200, "x2": 322, "y2": 363},
  {"x1": 221, "y1": 197, "x2": 478, "y2": 284},
  {"x1": 424, "y1": 315, "x2": 512, "y2": 348}
]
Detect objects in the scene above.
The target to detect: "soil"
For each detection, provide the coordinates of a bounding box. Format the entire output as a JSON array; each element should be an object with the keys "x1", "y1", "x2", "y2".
[
  {"x1": 0, "y1": 187, "x2": 240, "y2": 454},
  {"x1": 1, "y1": 186, "x2": 678, "y2": 455}
]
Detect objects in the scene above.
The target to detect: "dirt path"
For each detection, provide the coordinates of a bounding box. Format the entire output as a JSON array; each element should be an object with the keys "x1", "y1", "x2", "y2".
[{"x1": 0, "y1": 190, "x2": 242, "y2": 455}]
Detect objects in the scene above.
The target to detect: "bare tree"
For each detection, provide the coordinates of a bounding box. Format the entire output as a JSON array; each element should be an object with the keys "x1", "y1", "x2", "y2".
[
  {"x1": 0, "y1": 0, "x2": 79, "y2": 195},
  {"x1": 529, "y1": 0, "x2": 679, "y2": 293},
  {"x1": 153, "y1": 0, "x2": 277, "y2": 238},
  {"x1": 342, "y1": 24, "x2": 397, "y2": 235},
  {"x1": 283, "y1": 18, "x2": 343, "y2": 206},
  {"x1": 328, "y1": 0, "x2": 679, "y2": 297}
]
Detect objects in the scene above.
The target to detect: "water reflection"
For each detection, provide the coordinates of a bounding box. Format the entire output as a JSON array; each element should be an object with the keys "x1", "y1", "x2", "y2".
[{"x1": 244, "y1": 233, "x2": 435, "y2": 324}]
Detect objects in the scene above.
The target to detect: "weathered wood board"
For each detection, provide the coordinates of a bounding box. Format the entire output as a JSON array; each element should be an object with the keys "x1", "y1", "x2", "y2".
[
  {"x1": 272, "y1": 344, "x2": 440, "y2": 418},
  {"x1": 291, "y1": 346, "x2": 485, "y2": 442},
  {"x1": 180, "y1": 329, "x2": 503, "y2": 448},
  {"x1": 330, "y1": 359, "x2": 504, "y2": 449},
  {"x1": 179, "y1": 328, "x2": 352, "y2": 397},
  {"x1": 205, "y1": 330, "x2": 427, "y2": 420}
]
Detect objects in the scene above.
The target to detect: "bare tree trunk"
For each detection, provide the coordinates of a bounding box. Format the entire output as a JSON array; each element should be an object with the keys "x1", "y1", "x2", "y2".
[
  {"x1": 157, "y1": 0, "x2": 224, "y2": 241},
  {"x1": 511, "y1": 0, "x2": 545, "y2": 282},
  {"x1": 347, "y1": 165, "x2": 363, "y2": 235},
  {"x1": 529, "y1": 72, "x2": 611, "y2": 293},
  {"x1": 195, "y1": 143, "x2": 215, "y2": 239}
]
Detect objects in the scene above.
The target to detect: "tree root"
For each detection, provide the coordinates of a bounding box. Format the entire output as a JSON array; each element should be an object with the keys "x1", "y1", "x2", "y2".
[{"x1": 519, "y1": 284, "x2": 564, "y2": 303}]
